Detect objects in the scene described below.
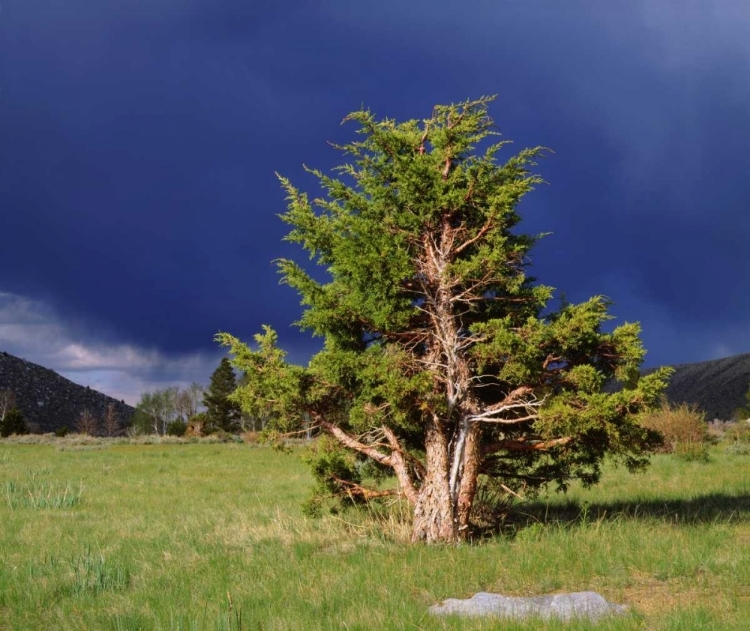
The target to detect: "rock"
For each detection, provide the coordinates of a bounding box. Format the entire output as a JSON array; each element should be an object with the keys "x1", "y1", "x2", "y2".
[{"x1": 429, "y1": 591, "x2": 627, "y2": 622}]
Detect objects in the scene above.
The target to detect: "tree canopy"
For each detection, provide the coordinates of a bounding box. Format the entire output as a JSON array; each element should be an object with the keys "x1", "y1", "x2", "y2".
[{"x1": 218, "y1": 96, "x2": 670, "y2": 543}]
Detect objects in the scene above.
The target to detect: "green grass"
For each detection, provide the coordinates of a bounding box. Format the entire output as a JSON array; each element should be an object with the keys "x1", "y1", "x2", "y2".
[{"x1": 0, "y1": 441, "x2": 748, "y2": 630}]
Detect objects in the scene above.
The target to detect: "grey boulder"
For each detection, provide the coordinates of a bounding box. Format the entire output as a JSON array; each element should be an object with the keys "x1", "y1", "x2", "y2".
[{"x1": 429, "y1": 591, "x2": 627, "y2": 622}]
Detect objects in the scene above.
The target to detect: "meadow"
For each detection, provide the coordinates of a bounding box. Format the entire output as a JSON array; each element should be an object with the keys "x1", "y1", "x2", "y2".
[{"x1": 0, "y1": 439, "x2": 748, "y2": 630}]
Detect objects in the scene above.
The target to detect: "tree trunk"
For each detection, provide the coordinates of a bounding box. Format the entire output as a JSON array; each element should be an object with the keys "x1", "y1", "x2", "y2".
[
  {"x1": 411, "y1": 423, "x2": 459, "y2": 543},
  {"x1": 456, "y1": 423, "x2": 481, "y2": 533}
]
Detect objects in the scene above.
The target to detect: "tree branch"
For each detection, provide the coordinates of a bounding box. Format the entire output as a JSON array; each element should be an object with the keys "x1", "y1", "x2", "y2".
[
  {"x1": 319, "y1": 419, "x2": 419, "y2": 505},
  {"x1": 331, "y1": 476, "x2": 402, "y2": 500},
  {"x1": 453, "y1": 218, "x2": 494, "y2": 255},
  {"x1": 482, "y1": 436, "x2": 573, "y2": 455}
]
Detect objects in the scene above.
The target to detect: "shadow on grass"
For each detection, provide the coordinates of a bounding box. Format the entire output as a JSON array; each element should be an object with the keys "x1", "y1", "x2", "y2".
[{"x1": 505, "y1": 492, "x2": 750, "y2": 532}]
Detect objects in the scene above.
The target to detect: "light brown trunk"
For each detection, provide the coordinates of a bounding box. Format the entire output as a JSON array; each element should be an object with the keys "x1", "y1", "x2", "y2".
[
  {"x1": 411, "y1": 422, "x2": 458, "y2": 543},
  {"x1": 456, "y1": 422, "x2": 481, "y2": 533}
]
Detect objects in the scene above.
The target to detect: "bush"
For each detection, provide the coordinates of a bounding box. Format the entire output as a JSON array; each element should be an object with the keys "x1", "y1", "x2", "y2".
[
  {"x1": 725, "y1": 441, "x2": 750, "y2": 456},
  {"x1": 725, "y1": 421, "x2": 750, "y2": 445},
  {"x1": 166, "y1": 420, "x2": 187, "y2": 437},
  {"x1": 185, "y1": 413, "x2": 208, "y2": 437},
  {"x1": 674, "y1": 441, "x2": 711, "y2": 462},
  {"x1": 242, "y1": 431, "x2": 261, "y2": 445},
  {"x1": 640, "y1": 402, "x2": 709, "y2": 454},
  {"x1": 0, "y1": 408, "x2": 29, "y2": 437},
  {"x1": 55, "y1": 426, "x2": 70, "y2": 437}
]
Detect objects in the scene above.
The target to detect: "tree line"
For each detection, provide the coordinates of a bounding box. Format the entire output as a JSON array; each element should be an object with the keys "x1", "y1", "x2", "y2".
[{"x1": 131, "y1": 358, "x2": 258, "y2": 436}]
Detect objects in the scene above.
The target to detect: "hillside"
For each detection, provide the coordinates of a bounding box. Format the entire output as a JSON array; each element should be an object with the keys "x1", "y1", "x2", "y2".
[
  {"x1": 650, "y1": 353, "x2": 750, "y2": 421},
  {"x1": 0, "y1": 351, "x2": 134, "y2": 433}
]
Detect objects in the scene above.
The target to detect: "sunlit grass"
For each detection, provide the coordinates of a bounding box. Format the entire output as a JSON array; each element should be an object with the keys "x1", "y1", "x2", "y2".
[{"x1": 0, "y1": 440, "x2": 747, "y2": 630}]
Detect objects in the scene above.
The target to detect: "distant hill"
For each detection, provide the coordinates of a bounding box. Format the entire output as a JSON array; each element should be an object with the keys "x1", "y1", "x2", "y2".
[
  {"x1": 0, "y1": 351, "x2": 134, "y2": 434},
  {"x1": 648, "y1": 353, "x2": 750, "y2": 421}
]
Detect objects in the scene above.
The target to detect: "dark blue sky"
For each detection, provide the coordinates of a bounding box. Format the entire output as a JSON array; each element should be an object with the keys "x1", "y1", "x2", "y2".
[{"x1": 1, "y1": 1, "x2": 749, "y2": 403}]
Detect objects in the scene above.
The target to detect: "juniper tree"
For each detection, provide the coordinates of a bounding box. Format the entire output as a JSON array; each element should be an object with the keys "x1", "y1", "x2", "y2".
[{"x1": 218, "y1": 97, "x2": 670, "y2": 543}]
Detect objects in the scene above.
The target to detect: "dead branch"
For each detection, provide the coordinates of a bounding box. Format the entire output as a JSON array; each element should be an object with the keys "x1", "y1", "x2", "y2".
[
  {"x1": 482, "y1": 436, "x2": 573, "y2": 455},
  {"x1": 331, "y1": 476, "x2": 402, "y2": 500}
]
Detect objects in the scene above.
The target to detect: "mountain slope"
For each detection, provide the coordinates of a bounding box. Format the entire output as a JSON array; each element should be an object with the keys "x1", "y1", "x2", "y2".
[
  {"x1": 0, "y1": 351, "x2": 134, "y2": 433},
  {"x1": 651, "y1": 353, "x2": 750, "y2": 421}
]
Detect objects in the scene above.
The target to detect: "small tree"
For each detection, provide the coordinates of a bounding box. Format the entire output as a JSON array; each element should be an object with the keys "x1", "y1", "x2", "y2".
[
  {"x1": 0, "y1": 407, "x2": 28, "y2": 437},
  {"x1": 103, "y1": 402, "x2": 121, "y2": 437},
  {"x1": 75, "y1": 408, "x2": 99, "y2": 436},
  {"x1": 218, "y1": 97, "x2": 670, "y2": 543},
  {"x1": 203, "y1": 358, "x2": 241, "y2": 432},
  {"x1": 176, "y1": 382, "x2": 205, "y2": 422},
  {"x1": 136, "y1": 388, "x2": 179, "y2": 435},
  {"x1": 128, "y1": 408, "x2": 156, "y2": 435},
  {"x1": 0, "y1": 390, "x2": 16, "y2": 423}
]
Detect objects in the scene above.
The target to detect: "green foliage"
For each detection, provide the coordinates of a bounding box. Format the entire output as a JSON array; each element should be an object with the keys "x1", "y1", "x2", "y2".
[
  {"x1": 219, "y1": 97, "x2": 670, "y2": 533},
  {"x1": 166, "y1": 419, "x2": 188, "y2": 437},
  {"x1": 0, "y1": 408, "x2": 28, "y2": 437},
  {"x1": 128, "y1": 408, "x2": 156, "y2": 435},
  {"x1": 55, "y1": 426, "x2": 70, "y2": 438},
  {"x1": 203, "y1": 358, "x2": 242, "y2": 432},
  {"x1": 301, "y1": 435, "x2": 369, "y2": 517},
  {"x1": 733, "y1": 383, "x2": 750, "y2": 420}
]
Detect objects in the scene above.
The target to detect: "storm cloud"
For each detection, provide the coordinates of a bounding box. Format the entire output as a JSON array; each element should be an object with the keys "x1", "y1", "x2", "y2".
[{"x1": 1, "y1": 0, "x2": 748, "y2": 399}]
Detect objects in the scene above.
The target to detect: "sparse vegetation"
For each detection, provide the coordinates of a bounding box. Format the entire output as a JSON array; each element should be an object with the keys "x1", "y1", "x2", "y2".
[{"x1": 0, "y1": 439, "x2": 748, "y2": 629}]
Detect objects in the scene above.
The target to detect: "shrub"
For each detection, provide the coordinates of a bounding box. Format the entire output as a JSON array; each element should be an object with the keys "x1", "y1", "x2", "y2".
[
  {"x1": 640, "y1": 402, "x2": 709, "y2": 454},
  {"x1": 185, "y1": 413, "x2": 208, "y2": 437},
  {"x1": 725, "y1": 441, "x2": 750, "y2": 456},
  {"x1": 674, "y1": 441, "x2": 711, "y2": 462},
  {"x1": 166, "y1": 420, "x2": 187, "y2": 437},
  {"x1": 0, "y1": 408, "x2": 29, "y2": 437},
  {"x1": 242, "y1": 431, "x2": 261, "y2": 445},
  {"x1": 55, "y1": 426, "x2": 70, "y2": 437},
  {"x1": 725, "y1": 421, "x2": 750, "y2": 445}
]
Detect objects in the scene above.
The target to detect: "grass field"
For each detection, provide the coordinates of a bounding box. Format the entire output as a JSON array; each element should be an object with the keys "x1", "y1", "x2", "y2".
[{"x1": 0, "y1": 439, "x2": 748, "y2": 630}]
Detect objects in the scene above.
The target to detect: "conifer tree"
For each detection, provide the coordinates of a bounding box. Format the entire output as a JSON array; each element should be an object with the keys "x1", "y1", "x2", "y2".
[
  {"x1": 218, "y1": 97, "x2": 671, "y2": 543},
  {"x1": 203, "y1": 358, "x2": 241, "y2": 431},
  {"x1": 0, "y1": 407, "x2": 28, "y2": 437}
]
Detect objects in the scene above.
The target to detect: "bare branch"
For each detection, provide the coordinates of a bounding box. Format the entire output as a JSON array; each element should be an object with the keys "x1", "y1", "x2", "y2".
[
  {"x1": 482, "y1": 436, "x2": 573, "y2": 455},
  {"x1": 319, "y1": 419, "x2": 419, "y2": 504},
  {"x1": 453, "y1": 218, "x2": 494, "y2": 255},
  {"x1": 331, "y1": 476, "x2": 402, "y2": 500}
]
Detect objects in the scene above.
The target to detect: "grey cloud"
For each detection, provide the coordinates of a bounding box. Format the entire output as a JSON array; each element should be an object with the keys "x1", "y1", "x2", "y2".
[{"x1": 0, "y1": 292, "x2": 222, "y2": 405}]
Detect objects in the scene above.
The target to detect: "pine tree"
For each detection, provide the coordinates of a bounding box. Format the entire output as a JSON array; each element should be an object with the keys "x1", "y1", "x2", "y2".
[
  {"x1": 203, "y1": 358, "x2": 241, "y2": 432},
  {"x1": 218, "y1": 97, "x2": 671, "y2": 543}
]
